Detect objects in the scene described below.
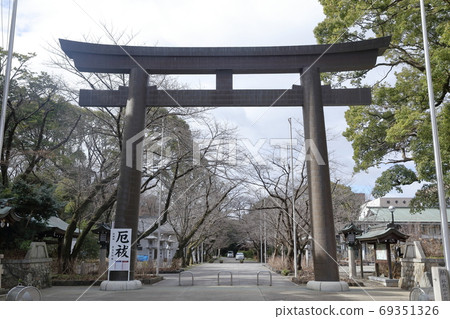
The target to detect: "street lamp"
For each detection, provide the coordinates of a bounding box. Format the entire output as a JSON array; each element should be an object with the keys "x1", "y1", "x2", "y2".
[{"x1": 388, "y1": 206, "x2": 395, "y2": 227}]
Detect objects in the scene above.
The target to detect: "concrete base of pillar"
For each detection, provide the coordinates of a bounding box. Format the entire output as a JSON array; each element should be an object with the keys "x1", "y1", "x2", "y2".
[
  {"x1": 306, "y1": 281, "x2": 349, "y2": 292},
  {"x1": 100, "y1": 280, "x2": 142, "y2": 291}
]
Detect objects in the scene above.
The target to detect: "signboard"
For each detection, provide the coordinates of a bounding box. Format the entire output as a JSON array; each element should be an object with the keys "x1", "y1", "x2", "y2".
[
  {"x1": 375, "y1": 244, "x2": 387, "y2": 260},
  {"x1": 108, "y1": 228, "x2": 132, "y2": 276},
  {"x1": 137, "y1": 255, "x2": 149, "y2": 262},
  {"x1": 432, "y1": 267, "x2": 450, "y2": 301},
  {"x1": 438, "y1": 268, "x2": 450, "y2": 301}
]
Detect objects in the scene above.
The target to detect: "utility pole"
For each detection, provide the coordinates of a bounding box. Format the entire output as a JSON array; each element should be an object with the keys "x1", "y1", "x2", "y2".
[
  {"x1": 0, "y1": 0, "x2": 18, "y2": 157},
  {"x1": 264, "y1": 198, "x2": 267, "y2": 264},
  {"x1": 260, "y1": 207, "x2": 263, "y2": 263},
  {"x1": 288, "y1": 118, "x2": 298, "y2": 278}
]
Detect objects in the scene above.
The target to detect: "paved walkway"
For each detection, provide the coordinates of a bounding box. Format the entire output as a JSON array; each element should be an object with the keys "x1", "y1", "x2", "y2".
[{"x1": 35, "y1": 260, "x2": 410, "y2": 301}]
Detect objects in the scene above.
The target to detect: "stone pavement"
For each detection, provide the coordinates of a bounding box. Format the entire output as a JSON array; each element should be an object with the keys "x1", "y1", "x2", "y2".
[{"x1": 33, "y1": 261, "x2": 410, "y2": 301}]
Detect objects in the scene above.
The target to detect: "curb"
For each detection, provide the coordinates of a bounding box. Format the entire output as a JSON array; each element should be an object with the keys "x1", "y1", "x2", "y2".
[{"x1": 52, "y1": 276, "x2": 164, "y2": 286}]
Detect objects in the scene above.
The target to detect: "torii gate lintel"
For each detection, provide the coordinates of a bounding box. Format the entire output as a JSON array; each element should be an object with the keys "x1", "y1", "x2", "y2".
[{"x1": 78, "y1": 85, "x2": 372, "y2": 108}]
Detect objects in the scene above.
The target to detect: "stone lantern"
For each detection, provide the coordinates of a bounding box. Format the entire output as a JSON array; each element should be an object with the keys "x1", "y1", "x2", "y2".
[
  {"x1": 92, "y1": 223, "x2": 111, "y2": 274},
  {"x1": 340, "y1": 223, "x2": 363, "y2": 279}
]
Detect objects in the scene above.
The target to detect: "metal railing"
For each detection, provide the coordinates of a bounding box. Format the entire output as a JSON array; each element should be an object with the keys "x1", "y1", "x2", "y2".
[
  {"x1": 257, "y1": 271, "x2": 272, "y2": 286},
  {"x1": 179, "y1": 271, "x2": 194, "y2": 286},
  {"x1": 217, "y1": 271, "x2": 233, "y2": 286},
  {"x1": 176, "y1": 270, "x2": 278, "y2": 287}
]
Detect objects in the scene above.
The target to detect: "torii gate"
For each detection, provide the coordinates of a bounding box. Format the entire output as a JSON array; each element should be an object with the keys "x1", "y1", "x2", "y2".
[{"x1": 60, "y1": 36, "x2": 390, "y2": 290}]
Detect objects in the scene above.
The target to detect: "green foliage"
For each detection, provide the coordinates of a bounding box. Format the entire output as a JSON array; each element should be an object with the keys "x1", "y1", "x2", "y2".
[
  {"x1": 1, "y1": 48, "x2": 85, "y2": 189},
  {"x1": 0, "y1": 48, "x2": 118, "y2": 264},
  {"x1": 0, "y1": 219, "x2": 42, "y2": 253},
  {"x1": 77, "y1": 231, "x2": 99, "y2": 260},
  {"x1": 11, "y1": 179, "x2": 62, "y2": 220},
  {"x1": 243, "y1": 250, "x2": 254, "y2": 259},
  {"x1": 315, "y1": 0, "x2": 450, "y2": 206},
  {"x1": 410, "y1": 183, "x2": 441, "y2": 212},
  {"x1": 0, "y1": 180, "x2": 63, "y2": 252},
  {"x1": 17, "y1": 240, "x2": 32, "y2": 252},
  {"x1": 372, "y1": 164, "x2": 419, "y2": 198}
]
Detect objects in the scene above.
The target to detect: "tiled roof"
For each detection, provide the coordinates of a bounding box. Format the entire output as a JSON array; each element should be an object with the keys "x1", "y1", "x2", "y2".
[
  {"x1": 357, "y1": 226, "x2": 409, "y2": 243},
  {"x1": 360, "y1": 207, "x2": 450, "y2": 224}
]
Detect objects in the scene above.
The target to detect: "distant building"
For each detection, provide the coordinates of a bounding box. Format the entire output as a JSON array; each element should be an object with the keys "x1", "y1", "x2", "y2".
[
  {"x1": 137, "y1": 217, "x2": 178, "y2": 264},
  {"x1": 359, "y1": 197, "x2": 450, "y2": 240},
  {"x1": 0, "y1": 198, "x2": 20, "y2": 227}
]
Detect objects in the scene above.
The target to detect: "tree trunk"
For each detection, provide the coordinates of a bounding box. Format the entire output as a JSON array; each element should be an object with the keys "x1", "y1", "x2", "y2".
[{"x1": 174, "y1": 241, "x2": 189, "y2": 268}]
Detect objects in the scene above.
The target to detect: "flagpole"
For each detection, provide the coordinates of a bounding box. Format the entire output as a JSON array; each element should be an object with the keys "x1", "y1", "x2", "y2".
[
  {"x1": 0, "y1": 0, "x2": 18, "y2": 158},
  {"x1": 419, "y1": 0, "x2": 450, "y2": 273}
]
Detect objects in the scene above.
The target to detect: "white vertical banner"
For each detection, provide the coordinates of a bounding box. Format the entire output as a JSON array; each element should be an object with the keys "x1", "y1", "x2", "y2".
[{"x1": 108, "y1": 228, "x2": 132, "y2": 273}]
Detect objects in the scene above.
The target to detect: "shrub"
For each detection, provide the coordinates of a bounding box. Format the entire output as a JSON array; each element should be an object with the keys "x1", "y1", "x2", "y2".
[
  {"x1": 268, "y1": 256, "x2": 292, "y2": 272},
  {"x1": 281, "y1": 269, "x2": 290, "y2": 276},
  {"x1": 243, "y1": 250, "x2": 254, "y2": 259}
]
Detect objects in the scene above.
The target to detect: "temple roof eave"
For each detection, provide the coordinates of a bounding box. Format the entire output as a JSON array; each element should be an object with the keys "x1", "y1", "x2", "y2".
[{"x1": 356, "y1": 227, "x2": 409, "y2": 244}]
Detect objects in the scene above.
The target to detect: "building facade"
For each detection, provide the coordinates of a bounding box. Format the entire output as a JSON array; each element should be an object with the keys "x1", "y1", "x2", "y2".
[
  {"x1": 137, "y1": 217, "x2": 178, "y2": 265},
  {"x1": 358, "y1": 197, "x2": 450, "y2": 241}
]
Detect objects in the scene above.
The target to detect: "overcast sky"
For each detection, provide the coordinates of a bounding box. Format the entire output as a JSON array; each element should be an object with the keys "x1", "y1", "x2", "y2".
[{"x1": 3, "y1": 0, "x2": 421, "y2": 198}]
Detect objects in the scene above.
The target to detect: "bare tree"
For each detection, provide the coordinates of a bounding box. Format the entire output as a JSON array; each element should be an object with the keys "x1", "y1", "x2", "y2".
[
  {"x1": 242, "y1": 126, "x2": 364, "y2": 272},
  {"x1": 46, "y1": 32, "x2": 214, "y2": 272},
  {"x1": 243, "y1": 139, "x2": 309, "y2": 271},
  {"x1": 163, "y1": 120, "x2": 242, "y2": 267}
]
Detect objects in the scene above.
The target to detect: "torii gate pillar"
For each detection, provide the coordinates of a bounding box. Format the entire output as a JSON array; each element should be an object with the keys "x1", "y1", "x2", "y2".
[
  {"x1": 302, "y1": 67, "x2": 339, "y2": 282},
  {"x1": 101, "y1": 67, "x2": 148, "y2": 290}
]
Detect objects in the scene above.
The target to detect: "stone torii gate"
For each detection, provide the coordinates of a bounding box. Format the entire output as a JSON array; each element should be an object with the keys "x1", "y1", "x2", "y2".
[{"x1": 60, "y1": 36, "x2": 390, "y2": 291}]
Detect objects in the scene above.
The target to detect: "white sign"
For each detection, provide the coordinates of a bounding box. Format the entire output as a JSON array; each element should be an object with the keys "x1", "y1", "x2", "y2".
[
  {"x1": 108, "y1": 228, "x2": 132, "y2": 272},
  {"x1": 375, "y1": 244, "x2": 387, "y2": 260}
]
